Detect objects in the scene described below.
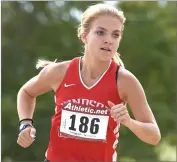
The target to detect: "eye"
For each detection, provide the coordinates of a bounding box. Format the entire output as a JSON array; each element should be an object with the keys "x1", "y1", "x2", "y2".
[
  {"x1": 112, "y1": 33, "x2": 120, "y2": 38},
  {"x1": 96, "y1": 30, "x2": 104, "y2": 36}
]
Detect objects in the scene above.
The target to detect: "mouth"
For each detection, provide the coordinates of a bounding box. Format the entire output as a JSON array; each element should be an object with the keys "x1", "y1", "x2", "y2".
[{"x1": 100, "y1": 47, "x2": 111, "y2": 52}]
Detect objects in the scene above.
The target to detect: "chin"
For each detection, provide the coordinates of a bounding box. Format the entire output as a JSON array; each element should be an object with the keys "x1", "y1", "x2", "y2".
[
  {"x1": 98, "y1": 55, "x2": 113, "y2": 63},
  {"x1": 99, "y1": 53, "x2": 113, "y2": 61}
]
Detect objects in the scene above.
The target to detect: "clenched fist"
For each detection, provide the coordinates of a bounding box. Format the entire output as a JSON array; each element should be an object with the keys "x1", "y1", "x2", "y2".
[
  {"x1": 17, "y1": 126, "x2": 36, "y2": 148},
  {"x1": 108, "y1": 101, "x2": 131, "y2": 126}
]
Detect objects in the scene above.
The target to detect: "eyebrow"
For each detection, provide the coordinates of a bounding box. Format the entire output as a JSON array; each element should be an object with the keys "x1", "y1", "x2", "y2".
[{"x1": 97, "y1": 27, "x2": 121, "y2": 32}]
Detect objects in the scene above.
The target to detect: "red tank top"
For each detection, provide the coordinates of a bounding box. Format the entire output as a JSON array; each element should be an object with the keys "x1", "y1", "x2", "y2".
[{"x1": 46, "y1": 57, "x2": 121, "y2": 161}]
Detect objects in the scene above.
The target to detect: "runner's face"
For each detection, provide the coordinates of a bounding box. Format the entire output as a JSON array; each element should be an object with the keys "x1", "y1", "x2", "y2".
[{"x1": 83, "y1": 15, "x2": 123, "y2": 62}]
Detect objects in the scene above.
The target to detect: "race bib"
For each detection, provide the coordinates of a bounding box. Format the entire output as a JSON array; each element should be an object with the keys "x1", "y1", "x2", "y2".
[{"x1": 59, "y1": 110, "x2": 109, "y2": 142}]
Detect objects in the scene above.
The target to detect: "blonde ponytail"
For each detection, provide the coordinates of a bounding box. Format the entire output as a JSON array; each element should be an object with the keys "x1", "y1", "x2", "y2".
[
  {"x1": 36, "y1": 59, "x2": 57, "y2": 69},
  {"x1": 113, "y1": 53, "x2": 125, "y2": 68}
]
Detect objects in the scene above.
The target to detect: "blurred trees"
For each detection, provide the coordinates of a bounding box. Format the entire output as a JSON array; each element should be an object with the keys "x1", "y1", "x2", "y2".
[{"x1": 2, "y1": 1, "x2": 176, "y2": 161}]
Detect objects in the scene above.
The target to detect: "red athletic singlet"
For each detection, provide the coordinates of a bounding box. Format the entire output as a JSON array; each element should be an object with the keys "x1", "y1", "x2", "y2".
[{"x1": 46, "y1": 57, "x2": 121, "y2": 161}]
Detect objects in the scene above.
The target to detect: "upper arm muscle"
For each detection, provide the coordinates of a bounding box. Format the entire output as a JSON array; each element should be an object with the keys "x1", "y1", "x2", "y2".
[
  {"x1": 118, "y1": 68, "x2": 157, "y2": 124},
  {"x1": 21, "y1": 61, "x2": 70, "y2": 98}
]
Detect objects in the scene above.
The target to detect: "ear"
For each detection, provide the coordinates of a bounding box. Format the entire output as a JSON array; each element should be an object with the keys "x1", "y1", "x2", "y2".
[{"x1": 81, "y1": 33, "x2": 88, "y2": 44}]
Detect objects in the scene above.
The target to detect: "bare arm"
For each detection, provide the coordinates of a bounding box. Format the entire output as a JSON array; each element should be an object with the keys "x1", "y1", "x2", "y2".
[
  {"x1": 118, "y1": 68, "x2": 161, "y2": 145},
  {"x1": 17, "y1": 61, "x2": 70, "y2": 124}
]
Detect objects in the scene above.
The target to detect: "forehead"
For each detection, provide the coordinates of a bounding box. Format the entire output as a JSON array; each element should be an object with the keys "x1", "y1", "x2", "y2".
[{"x1": 91, "y1": 15, "x2": 122, "y2": 32}]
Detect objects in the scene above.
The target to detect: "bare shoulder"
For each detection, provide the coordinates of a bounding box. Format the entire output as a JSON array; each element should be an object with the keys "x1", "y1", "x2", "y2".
[
  {"x1": 118, "y1": 67, "x2": 139, "y2": 84},
  {"x1": 21, "y1": 60, "x2": 72, "y2": 97},
  {"x1": 117, "y1": 67, "x2": 144, "y2": 101},
  {"x1": 38, "y1": 60, "x2": 71, "y2": 90},
  {"x1": 39, "y1": 60, "x2": 71, "y2": 78}
]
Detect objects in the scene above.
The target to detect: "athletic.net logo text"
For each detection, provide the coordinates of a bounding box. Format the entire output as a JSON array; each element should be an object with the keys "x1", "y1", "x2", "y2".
[{"x1": 62, "y1": 98, "x2": 109, "y2": 115}]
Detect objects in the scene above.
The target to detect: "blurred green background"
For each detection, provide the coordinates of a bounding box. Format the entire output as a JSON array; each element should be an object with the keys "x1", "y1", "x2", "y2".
[{"x1": 2, "y1": 1, "x2": 176, "y2": 162}]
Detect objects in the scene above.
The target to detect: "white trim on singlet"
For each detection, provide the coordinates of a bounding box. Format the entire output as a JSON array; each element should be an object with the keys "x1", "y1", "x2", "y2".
[
  {"x1": 112, "y1": 123, "x2": 120, "y2": 162},
  {"x1": 54, "y1": 95, "x2": 58, "y2": 114},
  {"x1": 79, "y1": 57, "x2": 112, "y2": 90},
  {"x1": 112, "y1": 151, "x2": 117, "y2": 162},
  {"x1": 45, "y1": 149, "x2": 48, "y2": 160}
]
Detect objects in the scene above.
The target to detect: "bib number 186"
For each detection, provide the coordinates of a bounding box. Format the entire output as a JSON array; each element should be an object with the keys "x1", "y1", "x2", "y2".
[
  {"x1": 60, "y1": 110, "x2": 109, "y2": 140},
  {"x1": 69, "y1": 115, "x2": 100, "y2": 134}
]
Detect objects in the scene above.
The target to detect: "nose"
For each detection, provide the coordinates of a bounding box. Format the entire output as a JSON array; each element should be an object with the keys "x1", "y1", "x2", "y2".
[{"x1": 104, "y1": 35, "x2": 113, "y2": 44}]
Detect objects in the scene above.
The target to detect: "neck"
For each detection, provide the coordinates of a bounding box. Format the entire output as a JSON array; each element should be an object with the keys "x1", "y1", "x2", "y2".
[{"x1": 81, "y1": 55, "x2": 111, "y2": 79}]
